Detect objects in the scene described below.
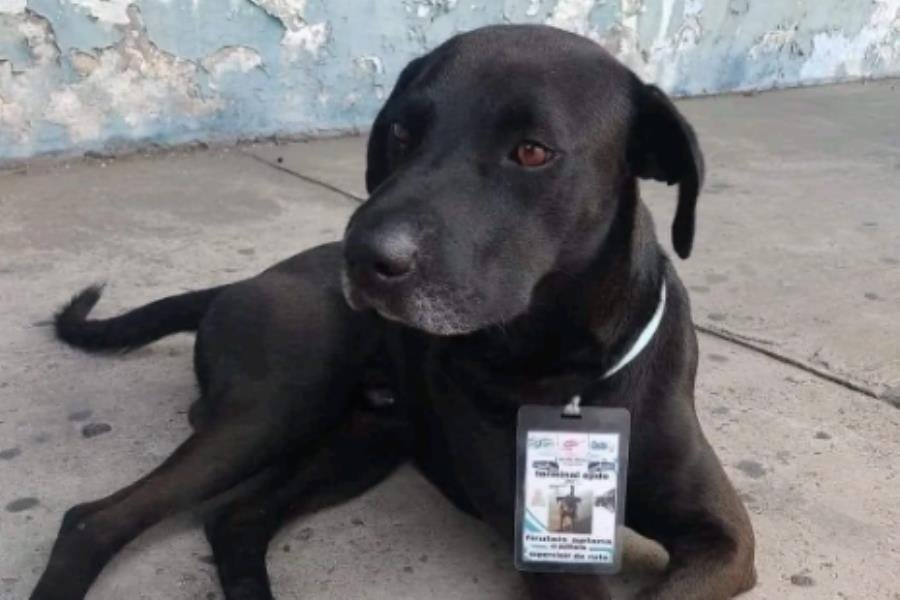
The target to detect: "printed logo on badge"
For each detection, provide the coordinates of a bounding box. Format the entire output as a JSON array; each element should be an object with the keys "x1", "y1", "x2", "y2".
[{"x1": 515, "y1": 405, "x2": 630, "y2": 574}]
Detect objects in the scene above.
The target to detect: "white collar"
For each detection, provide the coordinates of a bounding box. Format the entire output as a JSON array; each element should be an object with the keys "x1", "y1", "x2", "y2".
[
  {"x1": 601, "y1": 281, "x2": 667, "y2": 379},
  {"x1": 563, "y1": 281, "x2": 667, "y2": 416}
]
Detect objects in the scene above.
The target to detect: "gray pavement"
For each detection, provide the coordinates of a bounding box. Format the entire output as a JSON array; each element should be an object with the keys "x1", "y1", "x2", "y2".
[{"x1": 1, "y1": 80, "x2": 899, "y2": 599}]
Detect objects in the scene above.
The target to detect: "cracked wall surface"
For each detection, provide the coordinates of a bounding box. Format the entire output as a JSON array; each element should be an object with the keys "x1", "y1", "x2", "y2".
[{"x1": 1, "y1": 0, "x2": 898, "y2": 162}]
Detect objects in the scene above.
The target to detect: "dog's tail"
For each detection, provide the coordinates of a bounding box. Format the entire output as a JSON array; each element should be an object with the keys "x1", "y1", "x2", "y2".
[{"x1": 54, "y1": 284, "x2": 227, "y2": 352}]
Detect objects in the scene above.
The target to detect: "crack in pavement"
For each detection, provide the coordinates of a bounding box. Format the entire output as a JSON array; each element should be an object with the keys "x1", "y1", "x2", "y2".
[
  {"x1": 242, "y1": 151, "x2": 365, "y2": 204},
  {"x1": 250, "y1": 151, "x2": 890, "y2": 406},
  {"x1": 696, "y1": 324, "x2": 883, "y2": 401}
]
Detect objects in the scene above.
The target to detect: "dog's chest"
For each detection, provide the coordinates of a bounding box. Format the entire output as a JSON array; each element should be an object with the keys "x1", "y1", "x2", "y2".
[
  {"x1": 414, "y1": 344, "x2": 596, "y2": 525},
  {"x1": 423, "y1": 365, "x2": 519, "y2": 524},
  {"x1": 392, "y1": 331, "x2": 639, "y2": 524}
]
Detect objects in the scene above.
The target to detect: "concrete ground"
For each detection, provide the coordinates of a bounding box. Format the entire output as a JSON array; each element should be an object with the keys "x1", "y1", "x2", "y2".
[{"x1": 1, "y1": 79, "x2": 899, "y2": 600}]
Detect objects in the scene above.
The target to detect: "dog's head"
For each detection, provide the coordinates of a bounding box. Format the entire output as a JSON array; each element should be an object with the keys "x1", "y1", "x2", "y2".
[{"x1": 343, "y1": 25, "x2": 703, "y2": 335}]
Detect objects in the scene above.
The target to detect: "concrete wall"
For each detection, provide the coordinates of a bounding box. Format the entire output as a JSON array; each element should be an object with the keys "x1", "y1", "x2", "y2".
[{"x1": 1, "y1": 0, "x2": 898, "y2": 162}]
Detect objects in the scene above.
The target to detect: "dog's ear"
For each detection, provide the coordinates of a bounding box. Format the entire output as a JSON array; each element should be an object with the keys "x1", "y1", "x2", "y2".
[
  {"x1": 366, "y1": 56, "x2": 427, "y2": 194},
  {"x1": 627, "y1": 81, "x2": 704, "y2": 259}
]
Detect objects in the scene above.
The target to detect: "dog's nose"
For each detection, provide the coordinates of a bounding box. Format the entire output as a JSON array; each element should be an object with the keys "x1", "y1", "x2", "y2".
[{"x1": 346, "y1": 224, "x2": 419, "y2": 282}]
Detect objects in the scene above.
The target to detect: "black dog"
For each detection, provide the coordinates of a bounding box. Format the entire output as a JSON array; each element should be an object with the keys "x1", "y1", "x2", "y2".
[{"x1": 31, "y1": 25, "x2": 755, "y2": 600}]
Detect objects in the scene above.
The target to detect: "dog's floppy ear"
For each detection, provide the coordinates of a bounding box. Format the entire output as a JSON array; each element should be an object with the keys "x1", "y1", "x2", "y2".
[
  {"x1": 365, "y1": 56, "x2": 427, "y2": 194},
  {"x1": 627, "y1": 81, "x2": 704, "y2": 259}
]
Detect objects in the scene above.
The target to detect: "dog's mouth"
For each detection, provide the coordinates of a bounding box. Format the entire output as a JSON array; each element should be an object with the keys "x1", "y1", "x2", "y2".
[{"x1": 341, "y1": 269, "x2": 486, "y2": 336}]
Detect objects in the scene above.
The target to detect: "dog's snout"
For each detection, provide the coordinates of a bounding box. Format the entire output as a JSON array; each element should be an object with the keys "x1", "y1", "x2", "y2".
[{"x1": 346, "y1": 224, "x2": 419, "y2": 283}]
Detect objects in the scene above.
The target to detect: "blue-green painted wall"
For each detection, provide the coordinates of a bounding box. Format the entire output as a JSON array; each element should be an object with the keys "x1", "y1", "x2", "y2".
[{"x1": 1, "y1": 0, "x2": 898, "y2": 162}]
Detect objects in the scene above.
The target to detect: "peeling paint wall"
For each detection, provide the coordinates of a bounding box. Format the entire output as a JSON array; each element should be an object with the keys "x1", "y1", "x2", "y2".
[{"x1": 1, "y1": 0, "x2": 898, "y2": 162}]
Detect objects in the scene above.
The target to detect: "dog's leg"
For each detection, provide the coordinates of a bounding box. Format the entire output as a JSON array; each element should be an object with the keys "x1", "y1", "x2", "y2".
[
  {"x1": 522, "y1": 573, "x2": 611, "y2": 600},
  {"x1": 30, "y1": 398, "x2": 332, "y2": 600},
  {"x1": 628, "y1": 446, "x2": 756, "y2": 600},
  {"x1": 206, "y1": 410, "x2": 412, "y2": 600},
  {"x1": 629, "y1": 518, "x2": 756, "y2": 600}
]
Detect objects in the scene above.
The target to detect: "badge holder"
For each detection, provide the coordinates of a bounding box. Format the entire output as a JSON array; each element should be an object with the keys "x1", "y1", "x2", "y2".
[{"x1": 514, "y1": 397, "x2": 630, "y2": 574}]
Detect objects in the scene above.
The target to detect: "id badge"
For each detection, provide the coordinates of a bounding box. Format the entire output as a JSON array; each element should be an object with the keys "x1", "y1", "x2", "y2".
[{"x1": 514, "y1": 403, "x2": 630, "y2": 574}]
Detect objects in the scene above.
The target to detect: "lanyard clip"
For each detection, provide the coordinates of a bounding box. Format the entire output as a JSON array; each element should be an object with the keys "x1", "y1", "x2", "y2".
[{"x1": 562, "y1": 394, "x2": 582, "y2": 418}]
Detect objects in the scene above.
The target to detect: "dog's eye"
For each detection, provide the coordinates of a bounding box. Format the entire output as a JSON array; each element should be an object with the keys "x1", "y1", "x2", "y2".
[
  {"x1": 390, "y1": 122, "x2": 412, "y2": 148},
  {"x1": 512, "y1": 141, "x2": 553, "y2": 168}
]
